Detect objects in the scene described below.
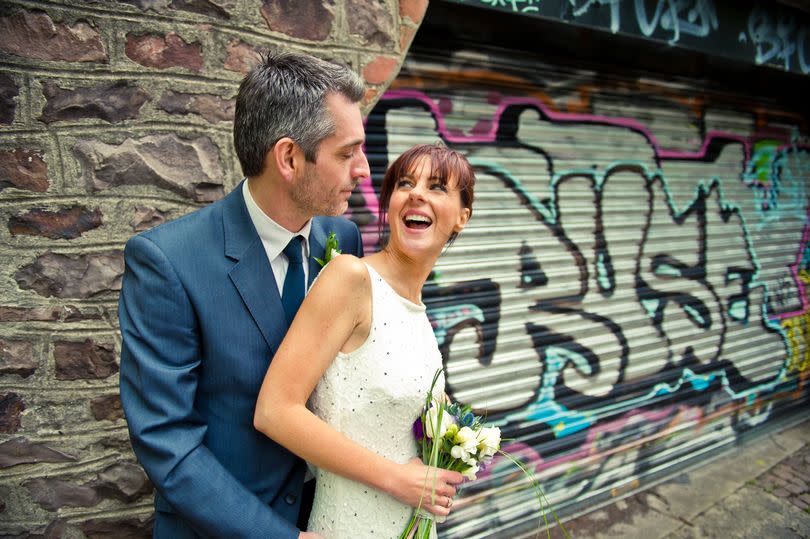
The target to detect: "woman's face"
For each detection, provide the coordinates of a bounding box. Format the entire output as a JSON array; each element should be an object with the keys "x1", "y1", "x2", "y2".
[{"x1": 385, "y1": 156, "x2": 470, "y2": 257}]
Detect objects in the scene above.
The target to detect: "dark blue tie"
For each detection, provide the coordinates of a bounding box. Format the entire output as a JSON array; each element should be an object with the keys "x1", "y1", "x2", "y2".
[{"x1": 281, "y1": 236, "x2": 305, "y2": 325}]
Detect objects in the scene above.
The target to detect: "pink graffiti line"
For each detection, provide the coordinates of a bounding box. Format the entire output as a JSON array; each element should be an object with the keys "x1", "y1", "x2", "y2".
[{"x1": 382, "y1": 89, "x2": 761, "y2": 164}]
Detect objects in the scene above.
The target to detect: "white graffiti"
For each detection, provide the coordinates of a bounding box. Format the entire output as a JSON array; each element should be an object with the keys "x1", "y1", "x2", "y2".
[
  {"x1": 569, "y1": 0, "x2": 623, "y2": 33},
  {"x1": 634, "y1": 0, "x2": 718, "y2": 43},
  {"x1": 748, "y1": 5, "x2": 810, "y2": 73},
  {"x1": 567, "y1": 0, "x2": 719, "y2": 43}
]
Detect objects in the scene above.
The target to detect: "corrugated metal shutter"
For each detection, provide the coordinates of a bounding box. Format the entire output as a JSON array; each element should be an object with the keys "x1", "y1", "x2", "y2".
[{"x1": 351, "y1": 44, "x2": 809, "y2": 538}]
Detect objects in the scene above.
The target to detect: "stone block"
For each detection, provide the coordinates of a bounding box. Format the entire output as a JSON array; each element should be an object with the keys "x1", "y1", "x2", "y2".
[
  {"x1": 40, "y1": 81, "x2": 148, "y2": 124},
  {"x1": 94, "y1": 461, "x2": 152, "y2": 502},
  {"x1": 15, "y1": 251, "x2": 124, "y2": 299},
  {"x1": 347, "y1": 0, "x2": 393, "y2": 47},
  {"x1": 224, "y1": 38, "x2": 263, "y2": 73},
  {"x1": 0, "y1": 305, "x2": 101, "y2": 322},
  {"x1": 157, "y1": 91, "x2": 234, "y2": 123},
  {"x1": 130, "y1": 205, "x2": 168, "y2": 231},
  {"x1": 0, "y1": 149, "x2": 49, "y2": 193},
  {"x1": 79, "y1": 515, "x2": 153, "y2": 539},
  {"x1": 53, "y1": 338, "x2": 117, "y2": 380},
  {"x1": 74, "y1": 134, "x2": 224, "y2": 202},
  {"x1": 362, "y1": 87, "x2": 379, "y2": 110},
  {"x1": 399, "y1": 25, "x2": 416, "y2": 52},
  {"x1": 90, "y1": 394, "x2": 123, "y2": 421},
  {"x1": 0, "y1": 339, "x2": 36, "y2": 378},
  {"x1": 24, "y1": 477, "x2": 101, "y2": 511},
  {"x1": 399, "y1": 0, "x2": 428, "y2": 23},
  {"x1": 119, "y1": 0, "x2": 172, "y2": 9},
  {"x1": 0, "y1": 72, "x2": 19, "y2": 124},
  {"x1": 169, "y1": 0, "x2": 236, "y2": 18},
  {"x1": 8, "y1": 205, "x2": 103, "y2": 239},
  {"x1": 0, "y1": 393, "x2": 25, "y2": 433},
  {"x1": 362, "y1": 55, "x2": 399, "y2": 85},
  {"x1": 0, "y1": 437, "x2": 76, "y2": 468},
  {"x1": 125, "y1": 32, "x2": 202, "y2": 71},
  {"x1": 260, "y1": 0, "x2": 334, "y2": 41},
  {"x1": 0, "y1": 10, "x2": 107, "y2": 62}
]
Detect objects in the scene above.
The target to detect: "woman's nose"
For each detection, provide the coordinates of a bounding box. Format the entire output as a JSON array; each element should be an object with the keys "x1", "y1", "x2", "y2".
[{"x1": 409, "y1": 183, "x2": 427, "y2": 201}]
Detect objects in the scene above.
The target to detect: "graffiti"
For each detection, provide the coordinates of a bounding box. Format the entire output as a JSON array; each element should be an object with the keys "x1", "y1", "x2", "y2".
[
  {"x1": 565, "y1": 0, "x2": 719, "y2": 41},
  {"x1": 748, "y1": 5, "x2": 810, "y2": 74},
  {"x1": 453, "y1": 0, "x2": 810, "y2": 76},
  {"x1": 633, "y1": 0, "x2": 718, "y2": 43},
  {"x1": 569, "y1": 0, "x2": 623, "y2": 33},
  {"x1": 783, "y1": 312, "x2": 810, "y2": 372},
  {"x1": 474, "y1": 0, "x2": 542, "y2": 13},
  {"x1": 359, "y1": 76, "x2": 807, "y2": 536}
]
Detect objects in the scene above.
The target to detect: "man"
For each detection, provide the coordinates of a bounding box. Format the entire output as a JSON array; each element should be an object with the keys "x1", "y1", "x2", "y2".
[{"x1": 118, "y1": 51, "x2": 369, "y2": 539}]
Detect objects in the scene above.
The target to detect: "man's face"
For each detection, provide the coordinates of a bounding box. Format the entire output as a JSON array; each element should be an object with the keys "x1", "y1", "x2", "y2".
[{"x1": 290, "y1": 93, "x2": 370, "y2": 217}]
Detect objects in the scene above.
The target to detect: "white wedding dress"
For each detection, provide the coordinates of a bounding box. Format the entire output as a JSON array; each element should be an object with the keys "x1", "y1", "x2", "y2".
[{"x1": 307, "y1": 263, "x2": 445, "y2": 538}]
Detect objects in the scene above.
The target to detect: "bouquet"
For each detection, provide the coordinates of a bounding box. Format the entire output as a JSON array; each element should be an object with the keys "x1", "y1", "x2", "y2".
[{"x1": 400, "y1": 369, "x2": 569, "y2": 539}]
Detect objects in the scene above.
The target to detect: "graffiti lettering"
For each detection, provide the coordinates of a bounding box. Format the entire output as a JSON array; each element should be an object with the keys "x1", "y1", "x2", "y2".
[
  {"x1": 748, "y1": 5, "x2": 810, "y2": 74},
  {"x1": 634, "y1": 0, "x2": 718, "y2": 43},
  {"x1": 783, "y1": 312, "x2": 810, "y2": 372},
  {"x1": 568, "y1": 0, "x2": 623, "y2": 33}
]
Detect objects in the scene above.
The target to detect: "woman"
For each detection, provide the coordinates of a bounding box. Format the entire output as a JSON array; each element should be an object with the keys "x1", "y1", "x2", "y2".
[{"x1": 254, "y1": 143, "x2": 475, "y2": 538}]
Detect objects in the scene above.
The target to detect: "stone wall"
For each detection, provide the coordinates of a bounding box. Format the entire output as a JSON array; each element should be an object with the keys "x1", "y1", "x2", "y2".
[{"x1": 0, "y1": 0, "x2": 426, "y2": 535}]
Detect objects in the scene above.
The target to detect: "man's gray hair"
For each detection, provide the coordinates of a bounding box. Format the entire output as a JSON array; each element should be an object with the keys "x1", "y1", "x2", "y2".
[{"x1": 234, "y1": 51, "x2": 365, "y2": 177}]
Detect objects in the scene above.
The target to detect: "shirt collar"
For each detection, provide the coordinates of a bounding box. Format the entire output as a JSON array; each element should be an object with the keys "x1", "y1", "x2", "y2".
[{"x1": 243, "y1": 179, "x2": 312, "y2": 261}]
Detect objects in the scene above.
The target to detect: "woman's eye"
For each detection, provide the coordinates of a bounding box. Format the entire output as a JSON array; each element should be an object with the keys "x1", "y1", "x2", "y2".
[
  {"x1": 431, "y1": 183, "x2": 447, "y2": 192},
  {"x1": 397, "y1": 179, "x2": 413, "y2": 188}
]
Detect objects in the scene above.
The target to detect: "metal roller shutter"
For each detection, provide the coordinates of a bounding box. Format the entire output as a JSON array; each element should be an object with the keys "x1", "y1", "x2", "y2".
[{"x1": 350, "y1": 38, "x2": 809, "y2": 538}]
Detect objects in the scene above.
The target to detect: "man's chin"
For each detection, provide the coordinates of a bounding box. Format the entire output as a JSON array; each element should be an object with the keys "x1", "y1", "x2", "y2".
[{"x1": 322, "y1": 202, "x2": 349, "y2": 217}]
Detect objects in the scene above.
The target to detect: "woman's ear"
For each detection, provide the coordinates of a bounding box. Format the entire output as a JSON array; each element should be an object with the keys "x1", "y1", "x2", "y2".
[
  {"x1": 272, "y1": 137, "x2": 299, "y2": 183},
  {"x1": 453, "y1": 207, "x2": 471, "y2": 233}
]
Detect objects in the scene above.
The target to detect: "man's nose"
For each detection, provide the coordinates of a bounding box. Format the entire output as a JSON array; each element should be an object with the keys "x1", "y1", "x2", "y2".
[{"x1": 353, "y1": 148, "x2": 370, "y2": 180}]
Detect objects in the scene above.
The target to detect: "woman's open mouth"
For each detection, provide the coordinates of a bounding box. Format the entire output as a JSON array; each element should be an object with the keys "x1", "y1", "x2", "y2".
[{"x1": 403, "y1": 214, "x2": 432, "y2": 230}]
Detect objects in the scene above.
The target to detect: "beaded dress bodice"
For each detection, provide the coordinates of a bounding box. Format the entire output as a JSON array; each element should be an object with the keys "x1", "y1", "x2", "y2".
[{"x1": 307, "y1": 263, "x2": 444, "y2": 538}]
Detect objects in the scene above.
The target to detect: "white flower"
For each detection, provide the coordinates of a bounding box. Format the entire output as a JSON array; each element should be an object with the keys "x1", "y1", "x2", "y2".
[
  {"x1": 461, "y1": 463, "x2": 480, "y2": 480},
  {"x1": 450, "y1": 444, "x2": 477, "y2": 466},
  {"x1": 450, "y1": 426, "x2": 479, "y2": 465},
  {"x1": 425, "y1": 403, "x2": 455, "y2": 439},
  {"x1": 476, "y1": 426, "x2": 501, "y2": 459},
  {"x1": 329, "y1": 248, "x2": 341, "y2": 260}
]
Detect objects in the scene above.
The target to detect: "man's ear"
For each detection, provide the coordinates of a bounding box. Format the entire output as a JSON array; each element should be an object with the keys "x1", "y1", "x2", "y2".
[{"x1": 272, "y1": 137, "x2": 300, "y2": 182}]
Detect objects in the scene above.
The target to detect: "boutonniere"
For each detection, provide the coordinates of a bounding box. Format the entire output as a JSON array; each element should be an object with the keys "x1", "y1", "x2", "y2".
[{"x1": 314, "y1": 231, "x2": 342, "y2": 267}]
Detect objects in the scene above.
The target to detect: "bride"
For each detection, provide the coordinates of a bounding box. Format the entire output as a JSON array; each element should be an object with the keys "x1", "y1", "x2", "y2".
[{"x1": 254, "y1": 143, "x2": 476, "y2": 538}]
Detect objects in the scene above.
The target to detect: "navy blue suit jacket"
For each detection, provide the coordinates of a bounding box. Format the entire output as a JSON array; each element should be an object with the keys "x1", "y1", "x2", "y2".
[{"x1": 118, "y1": 181, "x2": 363, "y2": 538}]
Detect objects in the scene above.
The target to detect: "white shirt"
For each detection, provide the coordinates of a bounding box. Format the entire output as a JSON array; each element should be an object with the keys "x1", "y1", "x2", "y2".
[{"x1": 242, "y1": 179, "x2": 311, "y2": 294}]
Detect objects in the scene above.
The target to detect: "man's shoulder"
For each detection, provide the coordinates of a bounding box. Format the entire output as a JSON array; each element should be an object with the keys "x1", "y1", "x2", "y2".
[{"x1": 132, "y1": 186, "x2": 239, "y2": 247}]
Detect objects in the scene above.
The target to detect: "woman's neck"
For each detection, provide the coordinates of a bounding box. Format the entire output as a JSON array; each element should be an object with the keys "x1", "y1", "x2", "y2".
[{"x1": 365, "y1": 248, "x2": 438, "y2": 304}]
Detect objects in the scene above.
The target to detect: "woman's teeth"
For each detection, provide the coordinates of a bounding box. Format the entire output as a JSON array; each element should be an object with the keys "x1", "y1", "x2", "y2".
[{"x1": 404, "y1": 215, "x2": 432, "y2": 229}]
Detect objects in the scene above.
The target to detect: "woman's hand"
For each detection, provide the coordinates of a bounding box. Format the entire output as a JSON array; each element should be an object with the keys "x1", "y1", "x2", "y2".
[{"x1": 386, "y1": 458, "x2": 464, "y2": 517}]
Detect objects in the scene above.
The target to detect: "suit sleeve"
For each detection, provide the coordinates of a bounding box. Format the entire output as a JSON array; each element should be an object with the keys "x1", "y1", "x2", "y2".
[
  {"x1": 335, "y1": 218, "x2": 363, "y2": 258},
  {"x1": 118, "y1": 234, "x2": 299, "y2": 539}
]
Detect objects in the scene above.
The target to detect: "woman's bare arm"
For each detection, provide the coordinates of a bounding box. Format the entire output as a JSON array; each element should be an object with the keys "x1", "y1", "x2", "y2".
[{"x1": 254, "y1": 255, "x2": 462, "y2": 516}]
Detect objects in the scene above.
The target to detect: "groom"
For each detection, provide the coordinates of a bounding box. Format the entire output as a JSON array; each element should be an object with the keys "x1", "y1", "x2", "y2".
[{"x1": 118, "y1": 52, "x2": 369, "y2": 539}]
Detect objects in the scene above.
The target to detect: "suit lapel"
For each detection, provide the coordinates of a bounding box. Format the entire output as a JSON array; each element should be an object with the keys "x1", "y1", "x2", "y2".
[{"x1": 224, "y1": 182, "x2": 288, "y2": 352}]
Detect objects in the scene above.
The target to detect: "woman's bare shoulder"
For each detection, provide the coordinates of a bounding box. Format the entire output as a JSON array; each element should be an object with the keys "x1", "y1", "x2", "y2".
[{"x1": 310, "y1": 254, "x2": 370, "y2": 297}]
